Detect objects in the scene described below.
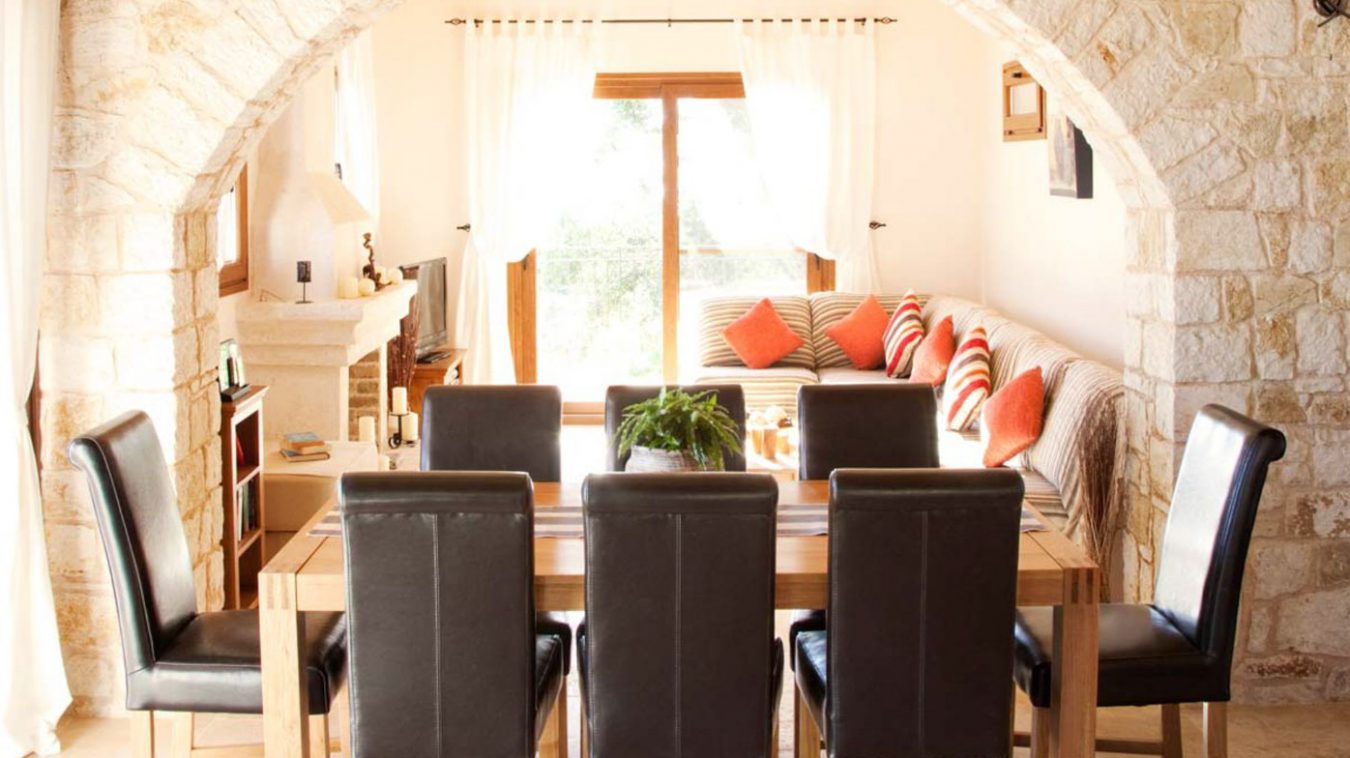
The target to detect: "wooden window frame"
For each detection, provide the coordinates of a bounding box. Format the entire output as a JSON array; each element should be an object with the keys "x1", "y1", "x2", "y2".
[
  {"x1": 1002, "y1": 61, "x2": 1046, "y2": 142},
  {"x1": 508, "y1": 72, "x2": 834, "y2": 390},
  {"x1": 219, "y1": 166, "x2": 250, "y2": 296}
]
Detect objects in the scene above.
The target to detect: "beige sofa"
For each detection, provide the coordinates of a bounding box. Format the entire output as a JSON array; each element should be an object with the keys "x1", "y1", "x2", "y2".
[{"x1": 694, "y1": 292, "x2": 1125, "y2": 565}]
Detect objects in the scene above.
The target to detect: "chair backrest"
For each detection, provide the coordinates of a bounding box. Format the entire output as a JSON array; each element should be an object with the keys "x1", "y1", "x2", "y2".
[
  {"x1": 827, "y1": 468, "x2": 1023, "y2": 757},
  {"x1": 420, "y1": 384, "x2": 562, "y2": 481},
  {"x1": 604, "y1": 384, "x2": 747, "y2": 472},
  {"x1": 68, "y1": 411, "x2": 198, "y2": 680},
  {"x1": 1153, "y1": 405, "x2": 1286, "y2": 663},
  {"x1": 340, "y1": 471, "x2": 539, "y2": 757},
  {"x1": 797, "y1": 384, "x2": 940, "y2": 480},
  {"x1": 582, "y1": 472, "x2": 778, "y2": 757}
]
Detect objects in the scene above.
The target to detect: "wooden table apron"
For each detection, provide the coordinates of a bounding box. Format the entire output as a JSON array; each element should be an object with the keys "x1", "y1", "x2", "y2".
[{"x1": 260, "y1": 480, "x2": 1099, "y2": 758}]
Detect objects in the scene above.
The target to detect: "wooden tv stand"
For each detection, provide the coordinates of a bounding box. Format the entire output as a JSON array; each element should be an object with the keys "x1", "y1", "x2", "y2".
[{"x1": 409, "y1": 346, "x2": 466, "y2": 417}]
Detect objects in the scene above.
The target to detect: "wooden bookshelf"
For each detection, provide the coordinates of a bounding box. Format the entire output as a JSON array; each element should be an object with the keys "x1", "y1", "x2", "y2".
[{"x1": 221, "y1": 385, "x2": 268, "y2": 609}]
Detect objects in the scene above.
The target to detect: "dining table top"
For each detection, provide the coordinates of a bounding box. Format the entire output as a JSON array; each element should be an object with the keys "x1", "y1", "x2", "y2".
[{"x1": 264, "y1": 479, "x2": 1097, "y2": 612}]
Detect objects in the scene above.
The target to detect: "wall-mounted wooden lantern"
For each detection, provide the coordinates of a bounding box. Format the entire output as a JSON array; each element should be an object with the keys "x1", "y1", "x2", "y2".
[{"x1": 1002, "y1": 61, "x2": 1045, "y2": 142}]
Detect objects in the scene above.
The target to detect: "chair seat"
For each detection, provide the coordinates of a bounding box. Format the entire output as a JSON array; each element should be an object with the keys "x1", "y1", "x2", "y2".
[
  {"x1": 1013, "y1": 604, "x2": 1227, "y2": 709},
  {"x1": 126, "y1": 610, "x2": 346, "y2": 715},
  {"x1": 537, "y1": 612, "x2": 573, "y2": 674},
  {"x1": 787, "y1": 609, "x2": 825, "y2": 669},
  {"x1": 793, "y1": 630, "x2": 828, "y2": 738},
  {"x1": 533, "y1": 634, "x2": 566, "y2": 742}
]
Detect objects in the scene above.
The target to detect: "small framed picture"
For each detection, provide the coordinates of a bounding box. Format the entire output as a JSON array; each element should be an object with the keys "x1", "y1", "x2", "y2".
[
  {"x1": 218, "y1": 340, "x2": 235, "y2": 393},
  {"x1": 1048, "y1": 111, "x2": 1093, "y2": 199},
  {"x1": 229, "y1": 341, "x2": 247, "y2": 386},
  {"x1": 218, "y1": 339, "x2": 250, "y2": 399}
]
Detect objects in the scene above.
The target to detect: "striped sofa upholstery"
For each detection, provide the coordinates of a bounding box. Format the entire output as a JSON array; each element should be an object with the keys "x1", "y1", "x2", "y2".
[{"x1": 692, "y1": 293, "x2": 1125, "y2": 572}]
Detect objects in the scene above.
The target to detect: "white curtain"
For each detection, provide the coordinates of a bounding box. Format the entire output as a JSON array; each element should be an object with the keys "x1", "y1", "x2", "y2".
[
  {"x1": 335, "y1": 30, "x2": 381, "y2": 228},
  {"x1": 736, "y1": 18, "x2": 879, "y2": 293},
  {"x1": 456, "y1": 19, "x2": 602, "y2": 384},
  {"x1": 0, "y1": 1, "x2": 71, "y2": 756}
]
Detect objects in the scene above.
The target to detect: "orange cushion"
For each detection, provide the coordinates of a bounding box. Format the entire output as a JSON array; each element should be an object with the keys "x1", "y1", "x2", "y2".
[
  {"x1": 721, "y1": 298, "x2": 806, "y2": 369},
  {"x1": 824, "y1": 295, "x2": 889, "y2": 370},
  {"x1": 981, "y1": 367, "x2": 1045, "y2": 467},
  {"x1": 909, "y1": 316, "x2": 955, "y2": 385}
]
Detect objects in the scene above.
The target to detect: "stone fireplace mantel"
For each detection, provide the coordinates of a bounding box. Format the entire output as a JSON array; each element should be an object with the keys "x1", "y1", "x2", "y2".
[{"x1": 235, "y1": 281, "x2": 417, "y2": 441}]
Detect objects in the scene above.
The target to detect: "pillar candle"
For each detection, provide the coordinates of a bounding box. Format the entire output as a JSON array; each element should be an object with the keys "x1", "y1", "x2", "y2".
[
  {"x1": 357, "y1": 416, "x2": 377, "y2": 444},
  {"x1": 389, "y1": 268, "x2": 405, "y2": 285},
  {"x1": 391, "y1": 387, "x2": 409, "y2": 415},
  {"x1": 357, "y1": 278, "x2": 377, "y2": 297},
  {"x1": 402, "y1": 412, "x2": 419, "y2": 442},
  {"x1": 339, "y1": 276, "x2": 359, "y2": 299}
]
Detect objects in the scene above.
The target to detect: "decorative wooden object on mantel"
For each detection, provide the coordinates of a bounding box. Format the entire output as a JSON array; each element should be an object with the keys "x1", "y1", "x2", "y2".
[
  {"x1": 220, "y1": 384, "x2": 268, "y2": 609},
  {"x1": 409, "y1": 347, "x2": 467, "y2": 421},
  {"x1": 1003, "y1": 61, "x2": 1046, "y2": 142}
]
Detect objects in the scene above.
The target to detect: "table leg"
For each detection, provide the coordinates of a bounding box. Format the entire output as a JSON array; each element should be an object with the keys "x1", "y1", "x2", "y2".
[
  {"x1": 1049, "y1": 566, "x2": 1098, "y2": 758},
  {"x1": 261, "y1": 571, "x2": 311, "y2": 758}
]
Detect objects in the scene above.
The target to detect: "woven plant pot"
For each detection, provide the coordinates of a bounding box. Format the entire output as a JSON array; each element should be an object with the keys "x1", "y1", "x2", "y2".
[{"x1": 624, "y1": 446, "x2": 704, "y2": 473}]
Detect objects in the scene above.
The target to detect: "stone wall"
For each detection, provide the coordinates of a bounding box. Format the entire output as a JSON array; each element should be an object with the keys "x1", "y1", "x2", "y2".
[
  {"x1": 347, "y1": 349, "x2": 381, "y2": 439},
  {"x1": 945, "y1": 0, "x2": 1350, "y2": 702},
  {"x1": 39, "y1": 0, "x2": 1350, "y2": 713}
]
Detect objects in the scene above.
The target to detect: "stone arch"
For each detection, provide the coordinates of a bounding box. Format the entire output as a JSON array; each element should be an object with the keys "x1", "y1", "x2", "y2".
[{"x1": 42, "y1": 0, "x2": 1340, "y2": 712}]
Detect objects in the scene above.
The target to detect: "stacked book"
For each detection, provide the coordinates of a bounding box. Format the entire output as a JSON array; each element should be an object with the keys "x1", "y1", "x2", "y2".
[{"x1": 280, "y1": 432, "x2": 332, "y2": 463}]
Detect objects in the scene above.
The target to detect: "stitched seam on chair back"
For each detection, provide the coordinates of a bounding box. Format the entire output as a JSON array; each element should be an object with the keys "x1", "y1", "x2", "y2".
[
  {"x1": 917, "y1": 510, "x2": 929, "y2": 752},
  {"x1": 675, "y1": 515, "x2": 683, "y2": 758},
  {"x1": 432, "y1": 513, "x2": 443, "y2": 755}
]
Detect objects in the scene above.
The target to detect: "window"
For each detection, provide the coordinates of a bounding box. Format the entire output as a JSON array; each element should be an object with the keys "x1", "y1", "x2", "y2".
[
  {"x1": 515, "y1": 73, "x2": 834, "y2": 401},
  {"x1": 217, "y1": 166, "x2": 249, "y2": 296}
]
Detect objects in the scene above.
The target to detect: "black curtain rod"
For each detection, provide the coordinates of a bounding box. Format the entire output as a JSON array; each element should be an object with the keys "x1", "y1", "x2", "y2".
[{"x1": 445, "y1": 17, "x2": 896, "y2": 26}]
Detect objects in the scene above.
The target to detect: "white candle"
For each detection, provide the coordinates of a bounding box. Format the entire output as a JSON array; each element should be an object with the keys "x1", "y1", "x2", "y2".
[
  {"x1": 391, "y1": 387, "x2": 409, "y2": 415},
  {"x1": 357, "y1": 416, "x2": 377, "y2": 444},
  {"x1": 389, "y1": 268, "x2": 405, "y2": 285},
  {"x1": 402, "y1": 412, "x2": 419, "y2": 442},
  {"x1": 357, "y1": 278, "x2": 377, "y2": 297},
  {"x1": 339, "y1": 276, "x2": 359, "y2": 299}
]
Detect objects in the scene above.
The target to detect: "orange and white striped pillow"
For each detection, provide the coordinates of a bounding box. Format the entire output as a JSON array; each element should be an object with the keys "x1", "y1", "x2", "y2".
[
  {"x1": 944, "y1": 324, "x2": 991, "y2": 431},
  {"x1": 883, "y1": 290, "x2": 924, "y2": 378}
]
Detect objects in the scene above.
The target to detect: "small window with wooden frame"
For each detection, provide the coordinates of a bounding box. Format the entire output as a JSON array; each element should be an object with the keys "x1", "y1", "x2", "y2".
[
  {"x1": 508, "y1": 72, "x2": 834, "y2": 396},
  {"x1": 217, "y1": 166, "x2": 250, "y2": 296},
  {"x1": 1002, "y1": 61, "x2": 1045, "y2": 142}
]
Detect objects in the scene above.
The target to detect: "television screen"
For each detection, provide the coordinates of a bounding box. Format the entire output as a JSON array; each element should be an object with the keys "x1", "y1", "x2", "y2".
[{"x1": 401, "y1": 257, "x2": 448, "y2": 361}]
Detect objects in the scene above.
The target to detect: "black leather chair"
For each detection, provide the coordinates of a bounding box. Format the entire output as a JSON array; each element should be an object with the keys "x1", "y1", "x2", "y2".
[
  {"x1": 796, "y1": 383, "x2": 940, "y2": 480},
  {"x1": 604, "y1": 384, "x2": 747, "y2": 471},
  {"x1": 1012, "y1": 405, "x2": 1286, "y2": 758},
  {"x1": 580, "y1": 473, "x2": 783, "y2": 757},
  {"x1": 339, "y1": 471, "x2": 567, "y2": 758},
  {"x1": 794, "y1": 468, "x2": 1025, "y2": 758},
  {"x1": 421, "y1": 384, "x2": 562, "y2": 481},
  {"x1": 419, "y1": 383, "x2": 572, "y2": 671},
  {"x1": 792, "y1": 383, "x2": 943, "y2": 662},
  {"x1": 69, "y1": 411, "x2": 347, "y2": 757}
]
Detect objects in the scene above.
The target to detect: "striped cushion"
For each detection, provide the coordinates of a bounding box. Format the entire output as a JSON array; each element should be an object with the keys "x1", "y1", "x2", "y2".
[
  {"x1": 699, "y1": 297, "x2": 814, "y2": 369},
  {"x1": 943, "y1": 324, "x2": 991, "y2": 431},
  {"x1": 920, "y1": 295, "x2": 995, "y2": 341},
  {"x1": 693, "y1": 366, "x2": 817, "y2": 420},
  {"x1": 809, "y1": 292, "x2": 915, "y2": 369},
  {"x1": 883, "y1": 290, "x2": 924, "y2": 378}
]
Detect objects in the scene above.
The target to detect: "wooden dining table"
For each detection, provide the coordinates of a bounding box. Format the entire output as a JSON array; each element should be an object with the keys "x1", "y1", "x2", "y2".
[{"x1": 259, "y1": 480, "x2": 1098, "y2": 758}]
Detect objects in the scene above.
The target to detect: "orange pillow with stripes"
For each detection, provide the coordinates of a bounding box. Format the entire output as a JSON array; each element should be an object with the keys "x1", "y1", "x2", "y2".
[
  {"x1": 943, "y1": 324, "x2": 991, "y2": 431},
  {"x1": 883, "y1": 290, "x2": 924, "y2": 378},
  {"x1": 981, "y1": 367, "x2": 1045, "y2": 467}
]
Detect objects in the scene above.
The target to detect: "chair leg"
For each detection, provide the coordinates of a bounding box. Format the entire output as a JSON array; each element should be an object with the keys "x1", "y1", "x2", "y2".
[
  {"x1": 131, "y1": 711, "x2": 157, "y2": 758},
  {"x1": 794, "y1": 686, "x2": 821, "y2": 758},
  {"x1": 539, "y1": 676, "x2": 567, "y2": 758},
  {"x1": 1029, "y1": 707, "x2": 1051, "y2": 758},
  {"x1": 579, "y1": 695, "x2": 589, "y2": 758},
  {"x1": 169, "y1": 712, "x2": 194, "y2": 758},
  {"x1": 1161, "y1": 703, "x2": 1183, "y2": 758},
  {"x1": 308, "y1": 713, "x2": 330, "y2": 758},
  {"x1": 334, "y1": 686, "x2": 352, "y2": 758},
  {"x1": 1203, "y1": 702, "x2": 1227, "y2": 758}
]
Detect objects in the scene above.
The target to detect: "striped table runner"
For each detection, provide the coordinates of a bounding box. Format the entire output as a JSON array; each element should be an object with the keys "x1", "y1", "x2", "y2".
[{"x1": 309, "y1": 504, "x2": 1045, "y2": 539}]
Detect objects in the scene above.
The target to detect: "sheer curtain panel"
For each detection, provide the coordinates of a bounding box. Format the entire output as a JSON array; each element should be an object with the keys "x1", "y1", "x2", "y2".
[
  {"x1": 456, "y1": 18, "x2": 602, "y2": 383},
  {"x1": 736, "y1": 18, "x2": 880, "y2": 294},
  {"x1": 0, "y1": 1, "x2": 71, "y2": 755},
  {"x1": 335, "y1": 29, "x2": 381, "y2": 228}
]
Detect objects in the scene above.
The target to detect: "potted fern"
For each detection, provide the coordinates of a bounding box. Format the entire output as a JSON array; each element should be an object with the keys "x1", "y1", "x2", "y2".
[{"x1": 617, "y1": 388, "x2": 744, "y2": 472}]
